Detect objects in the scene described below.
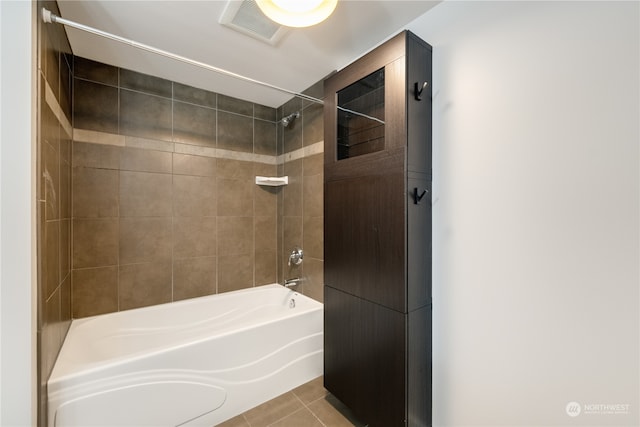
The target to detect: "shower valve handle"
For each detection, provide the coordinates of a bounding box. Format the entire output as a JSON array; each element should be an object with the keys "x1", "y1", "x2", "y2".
[{"x1": 288, "y1": 247, "x2": 303, "y2": 266}]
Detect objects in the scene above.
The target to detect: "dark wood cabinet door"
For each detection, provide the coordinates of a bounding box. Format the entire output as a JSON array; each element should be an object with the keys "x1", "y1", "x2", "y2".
[
  {"x1": 324, "y1": 171, "x2": 406, "y2": 312},
  {"x1": 324, "y1": 286, "x2": 406, "y2": 427}
]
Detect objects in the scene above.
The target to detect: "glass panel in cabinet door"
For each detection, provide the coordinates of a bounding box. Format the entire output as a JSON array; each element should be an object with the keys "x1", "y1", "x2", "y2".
[{"x1": 337, "y1": 68, "x2": 385, "y2": 160}]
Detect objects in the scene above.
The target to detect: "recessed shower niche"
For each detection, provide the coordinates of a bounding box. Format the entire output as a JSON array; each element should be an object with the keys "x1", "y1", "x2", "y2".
[{"x1": 324, "y1": 30, "x2": 432, "y2": 427}]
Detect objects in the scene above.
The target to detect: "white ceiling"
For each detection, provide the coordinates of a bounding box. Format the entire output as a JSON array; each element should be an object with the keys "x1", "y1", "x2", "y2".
[{"x1": 57, "y1": 0, "x2": 440, "y2": 108}]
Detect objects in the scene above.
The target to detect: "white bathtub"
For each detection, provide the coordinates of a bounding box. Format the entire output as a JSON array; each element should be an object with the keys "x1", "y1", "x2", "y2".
[{"x1": 48, "y1": 284, "x2": 323, "y2": 427}]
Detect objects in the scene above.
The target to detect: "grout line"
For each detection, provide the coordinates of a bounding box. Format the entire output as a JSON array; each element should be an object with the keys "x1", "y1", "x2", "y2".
[
  {"x1": 292, "y1": 392, "x2": 328, "y2": 427},
  {"x1": 214, "y1": 94, "x2": 219, "y2": 298},
  {"x1": 170, "y1": 181, "x2": 174, "y2": 303},
  {"x1": 170, "y1": 83, "x2": 175, "y2": 303},
  {"x1": 73, "y1": 75, "x2": 119, "y2": 89},
  {"x1": 115, "y1": 163, "x2": 120, "y2": 313},
  {"x1": 264, "y1": 403, "x2": 308, "y2": 427}
]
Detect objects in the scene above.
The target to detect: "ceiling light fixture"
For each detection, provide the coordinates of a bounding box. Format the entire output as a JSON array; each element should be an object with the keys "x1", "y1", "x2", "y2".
[{"x1": 255, "y1": 0, "x2": 338, "y2": 28}]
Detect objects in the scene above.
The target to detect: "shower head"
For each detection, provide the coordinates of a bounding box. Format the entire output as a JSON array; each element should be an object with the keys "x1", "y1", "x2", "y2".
[{"x1": 281, "y1": 111, "x2": 300, "y2": 128}]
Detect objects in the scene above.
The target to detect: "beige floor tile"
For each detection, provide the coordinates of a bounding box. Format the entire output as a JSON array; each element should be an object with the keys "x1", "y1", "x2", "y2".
[
  {"x1": 243, "y1": 391, "x2": 304, "y2": 427},
  {"x1": 215, "y1": 414, "x2": 250, "y2": 427},
  {"x1": 307, "y1": 394, "x2": 367, "y2": 427},
  {"x1": 229, "y1": 377, "x2": 367, "y2": 427},
  {"x1": 292, "y1": 376, "x2": 328, "y2": 405},
  {"x1": 268, "y1": 408, "x2": 323, "y2": 427}
]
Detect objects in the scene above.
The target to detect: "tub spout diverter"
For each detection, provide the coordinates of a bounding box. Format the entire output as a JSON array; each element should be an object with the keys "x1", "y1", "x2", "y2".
[{"x1": 284, "y1": 277, "x2": 301, "y2": 288}]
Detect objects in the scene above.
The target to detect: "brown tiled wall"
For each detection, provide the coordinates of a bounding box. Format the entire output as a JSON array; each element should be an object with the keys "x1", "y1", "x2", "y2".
[
  {"x1": 36, "y1": 13, "x2": 325, "y2": 425},
  {"x1": 277, "y1": 82, "x2": 325, "y2": 302},
  {"x1": 71, "y1": 56, "x2": 285, "y2": 317},
  {"x1": 36, "y1": 2, "x2": 73, "y2": 426}
]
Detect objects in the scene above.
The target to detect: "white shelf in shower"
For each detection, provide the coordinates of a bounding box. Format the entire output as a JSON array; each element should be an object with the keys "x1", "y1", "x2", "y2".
[{"x1": 255, "y1": 176, "x2": 289, "y2": 186}]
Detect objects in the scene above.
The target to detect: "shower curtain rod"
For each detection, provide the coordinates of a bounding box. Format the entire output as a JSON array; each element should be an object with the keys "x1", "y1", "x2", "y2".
[{"x1": 41, "y1": 8, "x2": 324, "y2": 105}]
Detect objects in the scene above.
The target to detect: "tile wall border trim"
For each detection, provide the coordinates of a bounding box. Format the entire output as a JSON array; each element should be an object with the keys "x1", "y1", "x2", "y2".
[
  {"x1": 277, "y1": 141, "x2": 324, "y2": 164},
  {"x1": 72, "y1": 128, "x2": 324, "y2": 165},
  {"x1": 44, "y1": 78, "x2": 73, "y2": 138}
]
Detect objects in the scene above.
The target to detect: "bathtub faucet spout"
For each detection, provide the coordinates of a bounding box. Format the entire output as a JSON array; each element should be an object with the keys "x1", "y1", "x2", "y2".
[{"x1": 284, "y1": 277, "x2": 301, "y2": 288}]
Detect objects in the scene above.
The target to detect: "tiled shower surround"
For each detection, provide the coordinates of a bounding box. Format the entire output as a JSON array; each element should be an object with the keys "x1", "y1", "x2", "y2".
[
  {"x1": 34, "y1": 2, "x2": 324, "y2": 424},
  {"x1": 36, "y1": 2, "x2": 73, "y2": 426},
  {"x1": 278, "y1": 85, "x2": 325, "y2": 303},
  {"x1": 70, "y1": 56, "x2": 324, "y2": 318}
]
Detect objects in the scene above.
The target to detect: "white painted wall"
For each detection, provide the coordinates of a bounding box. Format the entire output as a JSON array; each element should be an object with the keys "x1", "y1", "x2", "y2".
[
  {"x1": 407, "y1": 1, "x2": 639, "y2": 425},
  {"x1": 0, "y1": 1, "x2": 36, "y2": 426}
]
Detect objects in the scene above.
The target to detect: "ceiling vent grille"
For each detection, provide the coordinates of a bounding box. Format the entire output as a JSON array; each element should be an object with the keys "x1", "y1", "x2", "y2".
[{"x1": 219, "y1": 0, "x2": 288, "y2": 45}]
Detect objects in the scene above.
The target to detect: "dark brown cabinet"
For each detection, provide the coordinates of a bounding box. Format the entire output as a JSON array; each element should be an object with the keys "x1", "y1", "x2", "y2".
[{"x1": 324, "y1": 31, "x2": 432, "y2": 427}]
